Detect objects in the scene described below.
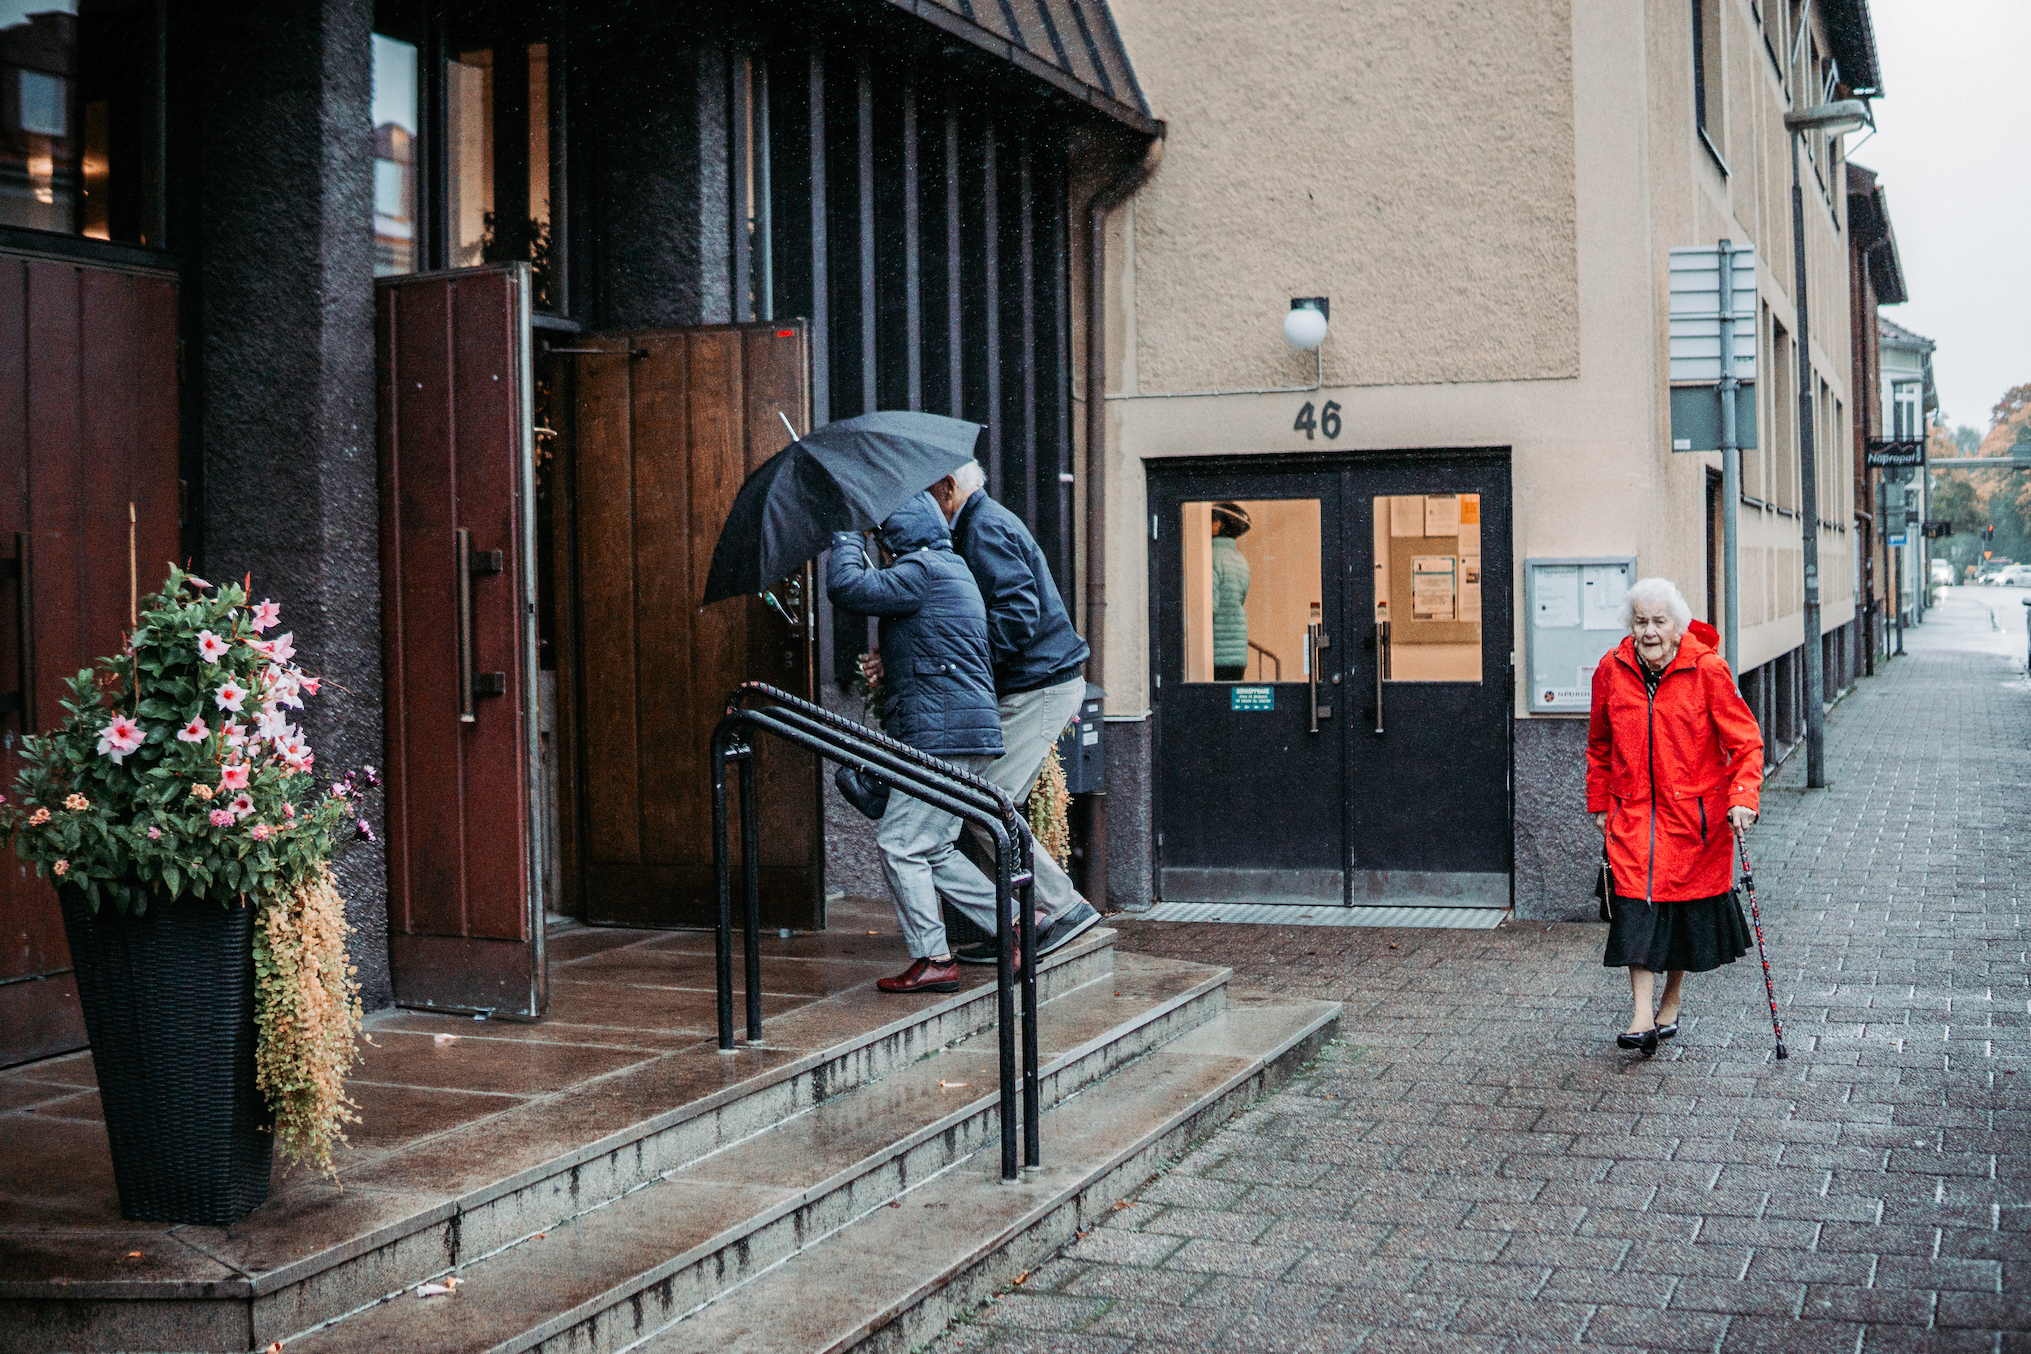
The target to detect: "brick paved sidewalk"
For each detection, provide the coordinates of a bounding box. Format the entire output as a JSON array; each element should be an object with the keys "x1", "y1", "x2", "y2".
[{"x1": 932, "y1": 639, "x2": 2030, "y2": 1353}]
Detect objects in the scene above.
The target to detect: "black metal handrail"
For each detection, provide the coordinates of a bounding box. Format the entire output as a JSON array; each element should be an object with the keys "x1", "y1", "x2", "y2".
[{"x1": 709, "y1": 682, "x2": 1042, "y2": 1181}]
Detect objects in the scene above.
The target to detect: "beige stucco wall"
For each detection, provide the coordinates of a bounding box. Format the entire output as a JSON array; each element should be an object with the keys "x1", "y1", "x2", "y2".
[{"x1": 1079, "y1": 0, "x2": 1860, "y2": 720}]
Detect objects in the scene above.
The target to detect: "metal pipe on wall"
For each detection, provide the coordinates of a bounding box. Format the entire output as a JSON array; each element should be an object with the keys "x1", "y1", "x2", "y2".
[
  {"x1": 1789, "y1": 131, "x2": 1827, "y2": 788},
  {"x1": 1717, "y1": 237, "x2": 1740, "y2": 674},
  {"x1": 1082, "y1": 133, "x2": 1163, "y2": 907}
]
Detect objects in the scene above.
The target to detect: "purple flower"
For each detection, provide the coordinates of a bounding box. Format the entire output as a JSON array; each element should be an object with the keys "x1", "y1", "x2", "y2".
[{"x1": 355, "y1": 818, "x2": 375, "y2": 843}]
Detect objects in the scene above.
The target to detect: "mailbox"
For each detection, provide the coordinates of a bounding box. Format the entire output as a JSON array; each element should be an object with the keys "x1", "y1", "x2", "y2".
[{"x1": 1055, "y1": 683, "x2": 1106, "y2": 795}]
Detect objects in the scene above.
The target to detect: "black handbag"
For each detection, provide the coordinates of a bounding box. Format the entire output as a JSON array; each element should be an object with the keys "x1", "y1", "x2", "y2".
[
  {"x1": 834, "y1": 764, "x2": 891, "y2": 820},
  {"x1": 1594, "y1": 847, "x2": 1614, "y2": 922}
]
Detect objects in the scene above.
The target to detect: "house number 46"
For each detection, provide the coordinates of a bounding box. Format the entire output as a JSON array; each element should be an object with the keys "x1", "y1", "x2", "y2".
[{"x1": 1293, "y1": 400, "x2": 1342, "y2": 441}]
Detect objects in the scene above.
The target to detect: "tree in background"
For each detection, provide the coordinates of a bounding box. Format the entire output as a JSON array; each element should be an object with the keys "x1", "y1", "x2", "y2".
[{"x1": 1927, "y1": 391, "x2": 2031, "y2": 568}]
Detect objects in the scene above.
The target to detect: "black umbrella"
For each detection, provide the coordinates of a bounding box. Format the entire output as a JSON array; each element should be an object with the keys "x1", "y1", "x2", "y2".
[{"x1": 700, "y1": 411, "x2": 982, "y2": 606}]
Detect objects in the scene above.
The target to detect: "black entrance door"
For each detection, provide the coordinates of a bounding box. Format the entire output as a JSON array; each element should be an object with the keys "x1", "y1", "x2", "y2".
[{"x1": 1150, "y1": 451, "x2": 1512, "y2": 909}]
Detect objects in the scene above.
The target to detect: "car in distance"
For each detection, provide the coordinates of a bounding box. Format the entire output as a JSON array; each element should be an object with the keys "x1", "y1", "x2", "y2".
[
  {"x1": 1997, "y1": 564, "x2": 2031, "y2": 587},
  {"x1": 1930, "y1": 560, "x2": 1956, "y2": 587}
]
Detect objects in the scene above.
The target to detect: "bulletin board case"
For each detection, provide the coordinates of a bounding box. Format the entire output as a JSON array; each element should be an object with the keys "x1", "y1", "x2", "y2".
[{"x1": 1524, "y1": 557, "x2": 1636, "y2": 714}]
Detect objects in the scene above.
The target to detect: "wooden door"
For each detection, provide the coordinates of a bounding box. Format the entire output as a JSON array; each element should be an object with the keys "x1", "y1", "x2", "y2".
[
  {"x1": 0, "y1": 249, "x2": 180, "y2": 1065},
  {"x1": 377, "y1": 265, "x2": 544, "y2": 1017},
  {"x1": 569, "y1": 322, "x2": 821, "y2": 930}
]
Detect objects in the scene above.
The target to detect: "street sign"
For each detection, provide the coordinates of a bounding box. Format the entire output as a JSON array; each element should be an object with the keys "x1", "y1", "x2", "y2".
[
  {"x1": 1866, "y1": 438, "x2": 1925, "y2": 468},
  {"x1": 1922, "y1": 521, "x2": 1952, "y2": 539},
  {"x1": 1888, "y1": 535, "x2": 1907, "y2": 547},
  {"x1": 1667, "y1": 246, "x2": 1757, "y2": 382}
]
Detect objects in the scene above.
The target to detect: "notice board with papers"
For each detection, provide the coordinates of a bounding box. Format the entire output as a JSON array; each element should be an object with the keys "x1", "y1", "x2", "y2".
[{"x1": 1525, "y1": 556, "x2": 1636, "y2": 714}]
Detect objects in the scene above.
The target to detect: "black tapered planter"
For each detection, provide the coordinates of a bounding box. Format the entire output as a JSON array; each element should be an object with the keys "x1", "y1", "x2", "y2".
[{"x1": 58, "y1": 886, "x2": 274, "y2": 1225}]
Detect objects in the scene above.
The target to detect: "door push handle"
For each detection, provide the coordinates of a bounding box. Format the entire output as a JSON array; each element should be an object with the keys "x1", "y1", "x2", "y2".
[
  {"x1": 456, "y1": 529, "x2": 509, "y2": 723},
  {"x1": 1373, "y1": 619, "x2": 1391, "y2": 735},
  {"x1": 1306, "y1": 621, "x2": 1332, "y2": 733}
]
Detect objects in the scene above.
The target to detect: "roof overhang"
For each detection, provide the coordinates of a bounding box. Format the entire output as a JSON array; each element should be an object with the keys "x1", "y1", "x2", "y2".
[
  {"x1": 881, "y1": 0, "x2": 1158, "y2": 136},
  {"x1": 1845, "y1": 163, "x2": 1907, "y2": 305},
  {"x1": 1822, "y1": 0, "x2": 1883, "y2": 95}
]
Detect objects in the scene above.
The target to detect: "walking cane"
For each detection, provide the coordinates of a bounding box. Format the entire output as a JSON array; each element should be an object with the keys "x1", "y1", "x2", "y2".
[{"x1": 1732, "y1": 827, "x2": 1789, "y2": 1060}]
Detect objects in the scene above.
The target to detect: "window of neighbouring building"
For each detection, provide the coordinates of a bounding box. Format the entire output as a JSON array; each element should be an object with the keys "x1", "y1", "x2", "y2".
[
  {"x1": 1, "y1": 0, "x2": 166, "y2": 245},
  {"x1": 373, "y1": 33, "x2": 418, "y2": 276},
  {"x1": 1892, "y1": 381, "x2": 1921, "y2": 441}
]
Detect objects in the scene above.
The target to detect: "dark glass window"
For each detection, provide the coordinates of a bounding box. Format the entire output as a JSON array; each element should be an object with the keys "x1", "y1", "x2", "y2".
[
  {"x1": 0, "y1": 0, "x2": 164, "y2": 244},
  {"x1": 373, "y1": 33, "x2": 418, "y2": 275}
]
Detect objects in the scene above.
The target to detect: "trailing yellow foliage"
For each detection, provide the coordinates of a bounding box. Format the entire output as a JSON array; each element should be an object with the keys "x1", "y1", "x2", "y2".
[
  {"x1": 253, "y1": 864, "x2": 364, "y2": 1177},
  {"x1": 1025, "y1": 741, "x2": 1072, "y2": 870}
]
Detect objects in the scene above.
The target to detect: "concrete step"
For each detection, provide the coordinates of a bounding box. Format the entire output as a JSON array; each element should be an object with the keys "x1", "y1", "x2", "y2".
[
  {"x1": 283, "y1": 952, "x2": 1235, "y2": 1354},
  {"x1": 643, "y1": 993, "x2": 1342, "y2": 1353}
]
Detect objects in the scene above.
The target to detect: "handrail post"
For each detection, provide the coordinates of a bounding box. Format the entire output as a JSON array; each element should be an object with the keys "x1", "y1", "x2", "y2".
[
  {"x1": 710, "y1": 723, "x2": 737, "y2": 1051},
  {"x1": 992, "y1": 820, "x2": 1019, "y2": 1183},
  {"x1": 737, "y1": 753, "x2": 763, "y2": 1041},
  {"x1": 1019, "y1": 821, "x2": 1040, "y2": 1173}
]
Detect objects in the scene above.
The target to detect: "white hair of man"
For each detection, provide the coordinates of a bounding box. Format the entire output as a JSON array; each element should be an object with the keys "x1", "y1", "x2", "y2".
[
  {"x1": 949, "y1": 460, "x2": 986, "y2": 496},
  {"x1": 1620, "y1": 576, "x2": 1693, "y2": 633}
]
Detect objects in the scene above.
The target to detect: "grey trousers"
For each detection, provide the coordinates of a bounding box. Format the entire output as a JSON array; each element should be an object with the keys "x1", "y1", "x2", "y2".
[
  {"x1": 877, "y1": 754, "x2": 1000, "y2": 960},
  {"x1": 965, "y1": 675, "x2": 1090, "y2": 924}
]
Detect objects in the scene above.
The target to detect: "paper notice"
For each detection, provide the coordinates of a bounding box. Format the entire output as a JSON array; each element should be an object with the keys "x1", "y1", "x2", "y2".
[
  {"x1": 1459, "y1": 494, "x2": 1480, "y2": 526},
  {"x1": 1411, "y1": 555, "x2": 1458, "y2": 621},
  {"x1": 1389, "y1": 496, "x2": 1424, "y2": 537},
  {"x1": 1423, "y1": 494, "x2": 1461, "y2": 538},
  {"x1": 1581, "y1": 564, "x2": 1630, "y2": 630},
  {"x1": 1534, "y1": 564, "x2": 1580, "y2": 628},
  {"x1": 1459, "y1": 556, "x2": 1482, "y2": 622}
]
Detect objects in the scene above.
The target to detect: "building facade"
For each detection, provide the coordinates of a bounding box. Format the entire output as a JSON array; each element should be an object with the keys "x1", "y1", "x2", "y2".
[{"x1": 1086, "y1": 0, "x2": 1880, "y2": 918}]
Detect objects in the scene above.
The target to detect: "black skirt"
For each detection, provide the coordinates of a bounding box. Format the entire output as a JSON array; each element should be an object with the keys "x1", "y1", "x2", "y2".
[{"x1": 1602, "y1": 890, "x2": 1752, "y2": 973}]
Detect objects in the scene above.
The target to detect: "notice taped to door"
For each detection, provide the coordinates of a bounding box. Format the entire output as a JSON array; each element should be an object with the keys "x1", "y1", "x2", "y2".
[{"x1": 1410, "y1": 556, "x2": 1458, "y2": 621}]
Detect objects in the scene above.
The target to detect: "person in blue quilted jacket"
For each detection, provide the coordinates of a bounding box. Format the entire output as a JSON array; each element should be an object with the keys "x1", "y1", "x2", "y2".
[{"x1": 829, "y1": 493, "x2": 1006, "y2": 994}]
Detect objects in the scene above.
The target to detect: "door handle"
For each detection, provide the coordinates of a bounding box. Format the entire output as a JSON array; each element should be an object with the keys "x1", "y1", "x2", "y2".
[
  {"x1": 1306, "y1": 620, "x2": 1332, "y2": 733},
  {"x1": 1373, "y1": 619, "x2": 1390, "y2": 735},
  {"x1": 456, "y1": 529, "x2": 509, "y2": 723}
]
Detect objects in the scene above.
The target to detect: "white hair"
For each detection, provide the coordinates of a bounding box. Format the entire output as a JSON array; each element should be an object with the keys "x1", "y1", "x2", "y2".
[
  {"x1": 1621, "y1": 577, "x2": 1693, "y2": 633},
  {"x1": 949, "y1": 460, "x2": 986, "y2": 496}
]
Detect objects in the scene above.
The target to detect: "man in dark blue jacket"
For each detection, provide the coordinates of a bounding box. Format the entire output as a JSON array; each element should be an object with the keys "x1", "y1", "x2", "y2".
[
  {"x1": 829, "y1": 493, "x2": 1006, "y2": 994},
  {"x1": 929, "y1": 461, "x2": 1101, "y2": 958}
]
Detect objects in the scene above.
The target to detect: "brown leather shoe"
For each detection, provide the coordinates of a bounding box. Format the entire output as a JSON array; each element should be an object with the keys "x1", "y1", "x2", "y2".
[{"x1": 877, "y1": 957, "x2": 963, "y2": 994}]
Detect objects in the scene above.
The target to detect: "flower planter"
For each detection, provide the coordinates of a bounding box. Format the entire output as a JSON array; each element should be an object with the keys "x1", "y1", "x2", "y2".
[{"x1": 58, "y1": 885, "x2": 274, "y2": 1226}]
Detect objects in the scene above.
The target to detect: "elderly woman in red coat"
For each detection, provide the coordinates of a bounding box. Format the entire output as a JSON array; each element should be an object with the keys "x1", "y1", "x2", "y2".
[{"x1": 1587, "y1": 578, "x2": 1763, "y2": 1056}]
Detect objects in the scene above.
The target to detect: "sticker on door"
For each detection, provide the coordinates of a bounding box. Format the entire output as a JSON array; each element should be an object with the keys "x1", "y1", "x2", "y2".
[{"x1": 1230, "y1": 687, "x2": 1275, "y2": 711}]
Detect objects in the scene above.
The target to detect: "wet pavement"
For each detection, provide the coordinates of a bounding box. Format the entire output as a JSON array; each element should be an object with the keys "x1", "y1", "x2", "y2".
[{"x1": 935, "y1": 601, "x2": 2030, "y2": 1352}]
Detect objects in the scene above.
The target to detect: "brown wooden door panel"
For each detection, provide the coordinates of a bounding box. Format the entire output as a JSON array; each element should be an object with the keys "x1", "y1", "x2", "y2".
[
  {"x1": 377, "y1": 265, "x2": 543, "y2": 1017},
  {"x1": 0, "y1": 250, "x2": 179, "y2": 1066},
  {"x1": 572, "y1": 322, "x2": 820, "y2": 930}
]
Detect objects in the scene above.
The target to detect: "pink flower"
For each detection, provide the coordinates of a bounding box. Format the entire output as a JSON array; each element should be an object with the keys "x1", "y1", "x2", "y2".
[
  {"x1": 176, "y1": 716, "x2": 209, "y2": 743},
  {"x1": 146, "y1": 825, "x2": 162, "y2": 840},
  {"x1": 214, "y1": 679, "x2": 249, "y2": 712},
  {"x1": 301, "y1": 675, "x2": 321, "y2": 696},
  {"x1": 249, "y1": 823, "x2": 271, "y2": 841},
  {"x1": 228, "y1": 793, "x2": 255, "y2": 820},
  {"x1": 255, "y1": 708, "x2": 293, "y2": 743},
  {"x1": 52, "y1": 859, "x2": 67, "y2": 877},
  {"x1": 281, "y1": 803, "x2": 295, "y2": 819},
  {"x1": 223, "y1": 719, "x2": 247, "y2": 749},
  {"x1": 195, "y1": 630, "x2": 228, "y2": 664},
  {"x1": 355, "y1": 818, "x2": 375, "y2": 843},
  {"x1": 96, "y1": 715, "x2": 144, "y2": 764},
  {"x1": 208, "y1": 807, "x2": 234, "y2": 828},
  {"x1": 249, "y1": 599, "x2": 281, "y2": 632},
  {"x1": 251, "y1": 632, "x2": 296, "y2": 664},
  {"x1": 27, "y1": 807, "x2": 49, "y2": 826},
  {"x1": 218, "y1": 762, "x2": 250, "y2": 792},
  {"x1": 185, "y1": 575, "x2": 212, "y2": 590}
]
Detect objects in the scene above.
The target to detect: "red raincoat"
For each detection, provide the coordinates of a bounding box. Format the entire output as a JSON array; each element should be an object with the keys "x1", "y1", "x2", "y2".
[{"x1": 1585, "y1": 629, "x2": 1763, "y2": 901}]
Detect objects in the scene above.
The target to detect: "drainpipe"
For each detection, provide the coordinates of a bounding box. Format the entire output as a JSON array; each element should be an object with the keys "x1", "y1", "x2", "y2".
[{"x1": 1082, "y1": 131, "x2": 1163, "y2": 910}]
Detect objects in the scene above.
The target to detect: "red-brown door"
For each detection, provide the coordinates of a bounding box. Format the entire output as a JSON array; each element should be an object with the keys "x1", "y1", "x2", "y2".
[
  {"x1": 0, "y1": 248, "x2": 180, "y2": 1065},
  {"x1": 568, "y1": 322, "x2": 821, "y2": 929},
  {"x1": 376, "y1": 265, "x2": 544, "y2": 1017}
]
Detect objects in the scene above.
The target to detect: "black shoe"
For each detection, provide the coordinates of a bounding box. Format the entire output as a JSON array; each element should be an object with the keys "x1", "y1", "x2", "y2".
[
  {"x1": 1616, "y1": 1028, "x2": 1660, "y2": 1057},
  {"x1": 1655, "y1": 1021, "x2": 1679, "y2": 1041},
  {"x1": 1036, "y1": 902, "x2": 1102, "y2": 956}
]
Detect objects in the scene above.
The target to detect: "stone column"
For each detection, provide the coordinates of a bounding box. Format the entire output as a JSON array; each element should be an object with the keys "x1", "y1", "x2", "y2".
[{"x1": 194, "y1": 0, "x2": 389, "y2": 1007}]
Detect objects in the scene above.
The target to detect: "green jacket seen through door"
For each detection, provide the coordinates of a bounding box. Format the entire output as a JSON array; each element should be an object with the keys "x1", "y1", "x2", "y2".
[{"x1": 1211, "y1": 535, "x2": 1250, "y2": 670}]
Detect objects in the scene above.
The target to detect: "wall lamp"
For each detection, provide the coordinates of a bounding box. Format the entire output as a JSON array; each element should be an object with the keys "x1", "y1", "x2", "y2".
[
  {"x1": 1283, "y1": 297, "x2": 1329, "y2": 351},
  {"x1": 1783, "y1": 99, "x2": 1871, "y2": 137}
]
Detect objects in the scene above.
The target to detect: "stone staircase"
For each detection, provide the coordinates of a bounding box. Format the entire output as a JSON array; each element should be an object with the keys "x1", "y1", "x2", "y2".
[{"x1": 7, "y1": 926, "x2": 1336, "y2": 1353}]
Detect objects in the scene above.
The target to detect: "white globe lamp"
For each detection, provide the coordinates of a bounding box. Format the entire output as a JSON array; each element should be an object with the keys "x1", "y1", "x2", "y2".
[{"x1": 1283, "y1": 297, "x2": 1329, "y2": 351}]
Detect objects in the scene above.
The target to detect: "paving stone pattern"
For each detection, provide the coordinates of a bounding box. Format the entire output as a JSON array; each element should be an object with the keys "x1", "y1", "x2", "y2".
[{"x1": 931, "y1": 642, "x2": 2030, "y2": 1352}]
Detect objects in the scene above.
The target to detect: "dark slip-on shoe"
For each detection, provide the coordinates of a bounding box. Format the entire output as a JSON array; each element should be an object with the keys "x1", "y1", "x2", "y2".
[{"x1": 876, "y1": 957, "x2": 963, "y2": 994}]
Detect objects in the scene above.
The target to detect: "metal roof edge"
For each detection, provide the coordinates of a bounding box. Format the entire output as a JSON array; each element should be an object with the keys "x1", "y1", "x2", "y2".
[{"x1": 887, "y1": 0, "x2": 1160, "y2": 136}]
